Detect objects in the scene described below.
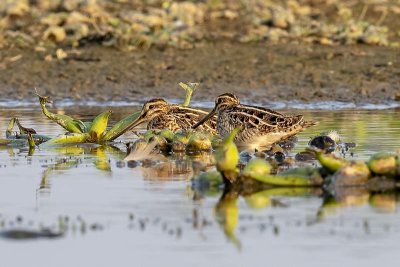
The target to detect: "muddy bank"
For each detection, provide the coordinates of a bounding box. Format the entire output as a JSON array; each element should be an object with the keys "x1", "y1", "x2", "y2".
[{"x1": 0, "y1": 42, "x2": 399, "y2": 105}]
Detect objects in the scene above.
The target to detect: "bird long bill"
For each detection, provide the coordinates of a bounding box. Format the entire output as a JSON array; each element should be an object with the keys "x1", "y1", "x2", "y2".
[
  {"x1": 192, "y1": 107, "x2": 216, "y2": 129},
  {"x1": 126, "y1": 115, "x2": 147, "y2": 131}
]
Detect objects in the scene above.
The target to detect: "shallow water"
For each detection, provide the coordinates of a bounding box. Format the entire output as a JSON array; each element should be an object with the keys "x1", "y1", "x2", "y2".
[{"x1": 0, "y1": 106, "x2": 399, "y2": 267}]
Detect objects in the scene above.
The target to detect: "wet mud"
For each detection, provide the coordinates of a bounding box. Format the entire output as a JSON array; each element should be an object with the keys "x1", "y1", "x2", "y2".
[{"x1": 0, "y1": 42, "x2": 399, "y2": 105}]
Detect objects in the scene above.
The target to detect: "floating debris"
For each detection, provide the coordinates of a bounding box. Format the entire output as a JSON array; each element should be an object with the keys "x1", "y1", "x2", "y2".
[{"x1": 0, "y1": 229, "x2": 64, "y2": 240}]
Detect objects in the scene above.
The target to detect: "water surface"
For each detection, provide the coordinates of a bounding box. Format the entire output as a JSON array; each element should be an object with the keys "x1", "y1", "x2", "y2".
[{"x1": 0, "y1": 106, "x2": 399, "y2": 267}]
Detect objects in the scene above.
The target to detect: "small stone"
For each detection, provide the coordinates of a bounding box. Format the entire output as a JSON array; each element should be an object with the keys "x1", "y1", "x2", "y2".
[
  {"x1": 127, "y1": 160, "x2": 139, "y2": 168},
  {"x1": 274, "y1": 152, "x2": 285, "y2": 163},
  {"x1": 295, "y1": 151, "x2": 315, "y2": 161},
  {"x1": 116, "y1": 161, "x2": 125, "y2": 168},
  {"x1": 309, "y1": 136, "x2": 336, "y2": 153},
  {"x1": 56, "y1": 48, "x2": 67, "y2": 60}
]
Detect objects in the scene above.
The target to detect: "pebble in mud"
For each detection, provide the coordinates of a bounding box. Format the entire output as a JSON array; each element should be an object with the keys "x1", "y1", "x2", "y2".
[
  {"x1": 139, "y1": 219, "x2": 146, "y2": 231},
  {"x1": 171, "y1": 141, "x2": 186, "y2": 153},
  {"x1": 239, "y1": 151, "x2": 253, "y2": 163},
  {"x1": 254, "y1": 151, "x2": 266, "y2": 158},
  {"x1": 278, "y1": 140, "x2": 296, "y2": 150},
  {"x1": 141, "y1": 159, "x2": 157, "y2": 168},
  {"x1": 274, "y1": 152, "x2": 285, "y2": 163},
  {"x1": 273, "y1": 225, "x2": 280, "y2": 236},
  {"x1": 278, "y1": 136, "x2": 298, "y2": 150},
  {"x1": 309, "y1": 135, "x2": 336, "y2": 153},
  {"x1": 295, "y1": 151, "x2": 316, "y2": 161},
  {"x1": 116, "y1": 160, "x2": 125, "y2": 168},
  {"x1": 90, "y1": 223, "x2": 103, "y2": 231},
  {"x1": 127, "y1": 160, "x2": 139, "y2": 168}
]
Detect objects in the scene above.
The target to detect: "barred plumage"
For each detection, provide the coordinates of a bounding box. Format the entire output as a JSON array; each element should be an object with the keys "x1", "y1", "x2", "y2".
[
  {"x1": 129, "y1": 99, "x2": 217, "y2": 134},
  {"x1": 193, "y1": 93, "x2": 316, "y2": 149}
]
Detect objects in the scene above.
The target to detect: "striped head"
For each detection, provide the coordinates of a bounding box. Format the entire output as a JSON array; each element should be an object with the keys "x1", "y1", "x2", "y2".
[
  {"x1": 214, "y1": 93, "x2": 240, "y2": 112},
  {"x1": 192, "y1": 93, "x2": 240, "y2": 130},
  {"x1": 128, "y1": 98, "x2": 170, "y2": 130},
  {"x1": 140, "y1": 98, "x2": 170, "y2": 120}
]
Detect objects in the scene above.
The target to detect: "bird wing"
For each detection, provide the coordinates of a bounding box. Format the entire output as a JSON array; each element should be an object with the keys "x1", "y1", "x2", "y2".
[
  {"x1": 228, "y1": 105, "x2": 305, "y2": 132},
  {"x1": 170, "y1": 106, "x2": 217, "y2": 134}
]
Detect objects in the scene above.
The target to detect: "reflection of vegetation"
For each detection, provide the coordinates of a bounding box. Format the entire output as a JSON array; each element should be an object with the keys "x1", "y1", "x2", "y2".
[
  {"x1": 140, "y1": 160, "x2": 192, "y2": 181},
  {"x1": 194, "y1": 176, "x2": 400, "y2": 247},
  {"x1": 37, "y1": 157, "x2": 81, "y2": 195},
  {"x1": 37, "y1": 144, "x2": 126, "y2": 195},
  {"x1": 192, "y1": 128, "x2": 399, "y2": 246},
  {"x1": 215, "y1": 189, "x2": 241, "y2": 249},
  {"x1": 208, "y1": 183, "x2": 321, "y2": 247},
  {"x1": 92, "y1": 146, "x2": 112, "y2": 172}
]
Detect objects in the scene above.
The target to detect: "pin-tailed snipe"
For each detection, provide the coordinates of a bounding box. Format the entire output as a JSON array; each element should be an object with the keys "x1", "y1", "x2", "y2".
[
  {"x1": 128, "y1": 98, "x2": 217, "y2": 134},
  {"x1": 192, "y1": 93, "x2": 316, "y2": 149}
]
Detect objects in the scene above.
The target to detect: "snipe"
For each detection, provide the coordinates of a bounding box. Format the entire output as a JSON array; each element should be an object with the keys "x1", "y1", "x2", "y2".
[
  {"x1": 192, "y1": 93, "x2": 316, "y2": 149},
  {"x1": 127, "y1": 98, "x2": 217, "y2": 134}
]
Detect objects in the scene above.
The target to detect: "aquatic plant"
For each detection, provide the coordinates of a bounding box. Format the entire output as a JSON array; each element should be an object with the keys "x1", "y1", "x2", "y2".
[
  {"x1": 213, "y1": 127, "x2": 241, "y2": 183},
  {"x1": 186, "y1": 132, "x2": 212, "y2": 154},
  {"x1": 37, "y1": 82, "x2": 199, "y2": 146},
  {"x1": 36, "y1": 91, "x2": 88, "y2": 134},
  {"x1": 1, "y1": 117, "x2": 51, "y2": 147},
  {"x1": 368, "y1": 153, "x2": 398, "y2": 176}
]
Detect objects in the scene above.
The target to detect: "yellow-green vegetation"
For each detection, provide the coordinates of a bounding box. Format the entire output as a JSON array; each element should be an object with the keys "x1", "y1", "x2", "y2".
[
  {"x1": 35, "y1": 81, "x2": 199, "y2": 146},
  {"x1": 312, "y1": 148, "x2": 348, "y2": 173},
  {"x1": 2, "y1": 117, "x2": 51, "y2": 146},
  {"x1": 173, "y1": 131, "x2": 190, "y2": 144},
  {"x1": 41, "y1": 133, "x2": 89, "y2": 147},
  {"x1": 244, "y1": 191, "x2": 273, "y2": 210},
  {"x1": 179, "y1": 82, "x2": 199, "y2": 107},
  {"x1": 88, "y1": 110, "x2": 112, "y2": 142},
  {"x1": 368, "y1": 152, "x2": 398, "y2": 176},
  {"x1": 251, "y1": 167, "x2": 323, "y2": 186},
  {"x1": 37, "y1": 92, "x2": 87, "y2": 133},
  {"x1": 158, "y1": 129, "x2": 175, "y2": 143},
  {"x1": 149, "y1": 135, "x2": 168, "y2": 152},
  {"x1": 244, "y1": 187, "x2": 312, "y2": 209},
  {"x1": 101, "y1": 112, "x2": 141, "y2": 141},
  {"x1": 36, "y1": 91, "x2": 143, "y2": 144},
  {"x1": 328, "y1": 161, "x2": 371, "y2": 186},
  {"x1": 192, "y1": 131, "x2": 399, "y2": 191},
  {"x1": 213, "y1": 127, "x2": 241, "y2": 182},
  {"x1": 1, "y1": 0, "x2": 398, "y2": 50},
  {"x1": 369, "y1": 193, "x2": 397, "y2": 213},
  {"x1": 27, "y1": 132, "x2": 35, "y2": 149},
  {"x1": 186, "y1": 132, "x2": 212, "y2": 153},
  {"x1": 242, "y1": 158, "x2": 271, "y2": 181},
  {"x1": 191, "y1": 170, "x2": 223, "y2": 195}
]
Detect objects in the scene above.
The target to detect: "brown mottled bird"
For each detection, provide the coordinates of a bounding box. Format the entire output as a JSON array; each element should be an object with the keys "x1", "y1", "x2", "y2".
[
  {"x1": 192, "y1": 93, "x2": 316, "y2": 149},
  {"x1": 128, "y1": 98, "x2": 217, "y2": 134}
]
